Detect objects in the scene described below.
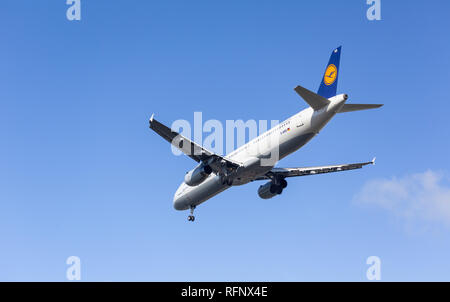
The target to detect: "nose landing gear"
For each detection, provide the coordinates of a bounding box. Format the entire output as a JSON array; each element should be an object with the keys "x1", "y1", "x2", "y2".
[{"x1": 188, "y1": 206, "x2": 196, "y2": 222}]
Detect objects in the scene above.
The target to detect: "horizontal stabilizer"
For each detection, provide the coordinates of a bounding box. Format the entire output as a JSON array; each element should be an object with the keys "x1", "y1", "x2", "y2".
[
  {"x1": 338, "y1": 103, "x2": 383, "y2": 113},
  {"x1": 294, "y1": 85, "x2": 330, "y2": 111}
]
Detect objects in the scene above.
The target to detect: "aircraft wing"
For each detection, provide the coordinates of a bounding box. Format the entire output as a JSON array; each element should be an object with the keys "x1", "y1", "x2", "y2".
[
  {"x1": 254, "y1": 158, "x2": 376, "y2": 180},
  {"x1": 149, "y1": 114, "x2": 241, "y2": 171}
]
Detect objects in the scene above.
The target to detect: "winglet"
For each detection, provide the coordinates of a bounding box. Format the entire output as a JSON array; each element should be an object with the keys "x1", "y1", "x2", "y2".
[
  {"x1": 371, "y1": 157, "x2": 376, "y2": 165},
  {"x1": 149, "y1": 113, "x2": 155, "y2": 127}
]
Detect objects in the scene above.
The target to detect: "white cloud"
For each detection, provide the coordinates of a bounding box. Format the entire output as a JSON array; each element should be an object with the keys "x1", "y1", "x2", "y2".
[{"x1": 354, "y1": 170, "x2": 450, "y2": 228}]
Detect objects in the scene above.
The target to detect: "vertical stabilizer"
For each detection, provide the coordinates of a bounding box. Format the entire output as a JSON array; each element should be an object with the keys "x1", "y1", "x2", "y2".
[{"x1": 317, "y1": 46, "x2": 341, "y2": 99}]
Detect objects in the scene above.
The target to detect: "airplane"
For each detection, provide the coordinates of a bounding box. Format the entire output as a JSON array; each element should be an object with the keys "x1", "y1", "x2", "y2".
[{"x1": 149, "y1": 46, "x2": 383, "y2": 222}]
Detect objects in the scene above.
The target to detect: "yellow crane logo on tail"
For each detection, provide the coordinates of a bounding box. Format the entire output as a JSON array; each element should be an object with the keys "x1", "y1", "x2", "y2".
[{"x1": 324, "y1": 64, "x2": 337, "y2": 86}]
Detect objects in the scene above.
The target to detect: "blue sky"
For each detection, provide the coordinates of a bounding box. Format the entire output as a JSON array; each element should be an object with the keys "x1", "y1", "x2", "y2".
[{"x1": 1, "y1": 0, "x2": 450, "y2": 281}]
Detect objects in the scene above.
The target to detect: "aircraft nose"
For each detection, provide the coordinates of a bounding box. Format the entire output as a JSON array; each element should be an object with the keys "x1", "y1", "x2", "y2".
[
  {"x1": 173, "y1": 182, "x2": 191, "y2": 210},
  {"x1": 173, "y1": 193, "x2": 188, "y2": 211}
]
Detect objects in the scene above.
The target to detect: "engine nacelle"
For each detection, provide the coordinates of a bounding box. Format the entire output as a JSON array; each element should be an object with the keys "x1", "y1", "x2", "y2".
[
  {"x1": 258, "y1": 181, "x2": 281, "y2": 199},
  {"x1": 184, "y1": 164, "x2": 213, "y2": 186},
  {"x1": 257, "y1": 179, "x2": 287, "y2": 199}
]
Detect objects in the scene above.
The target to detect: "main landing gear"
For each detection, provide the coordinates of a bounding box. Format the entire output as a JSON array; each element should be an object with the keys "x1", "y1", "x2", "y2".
[
  {"x1": 219, "y1": 160, "x2": 234, "y2": 186},
  {"x1": 188, "y1": 206, "x2": 196, "y2": 222},
  {"x1": 221, "y1": 178, "x2": 233, "y2": 186}
]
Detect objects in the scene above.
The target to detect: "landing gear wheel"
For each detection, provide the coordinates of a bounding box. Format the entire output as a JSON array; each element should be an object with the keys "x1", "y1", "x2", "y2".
[
  {"x1": 188, "y1": 206, "x2": 196, "y2": 222},
  {"x1": 226, "y1": 179, "x2": 233, "y2": 186}
]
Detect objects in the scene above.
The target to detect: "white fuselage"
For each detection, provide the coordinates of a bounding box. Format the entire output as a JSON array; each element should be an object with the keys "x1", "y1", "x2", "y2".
[{"x1": 173, "y1": 95, "x2": 347, "y2": 210}]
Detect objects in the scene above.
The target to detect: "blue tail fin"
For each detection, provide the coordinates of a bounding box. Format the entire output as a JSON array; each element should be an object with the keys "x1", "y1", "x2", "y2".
[{"x1": 317, "y1": 46, "x2": 341, "y2": 99}]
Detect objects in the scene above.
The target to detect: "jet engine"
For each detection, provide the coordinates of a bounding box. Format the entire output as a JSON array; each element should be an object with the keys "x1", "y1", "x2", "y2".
[
  {"x1": 257, "y1": 179, "x2": 287, "y2": 199},
  {"x1": 184, "y1": 164, "x2": 213, "y2": 186}
]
